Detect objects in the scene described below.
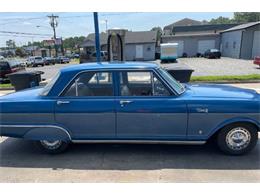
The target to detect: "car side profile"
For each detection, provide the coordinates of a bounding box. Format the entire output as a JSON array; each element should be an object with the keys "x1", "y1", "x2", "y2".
[{"x1": 0, "y1": 62, "x2": 259, "y2": 155}]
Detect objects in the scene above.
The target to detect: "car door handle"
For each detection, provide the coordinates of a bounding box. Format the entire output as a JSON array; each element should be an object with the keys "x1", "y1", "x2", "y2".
[
  {"x1": 57, "y1": 100, "x2": 70, "y2": 105},
  {"x1": 196, "y1": 108, "x2": 208, "y2": 113},
  {"x1": 120, "y1": 100, "x2": 133, "y2": 107}
]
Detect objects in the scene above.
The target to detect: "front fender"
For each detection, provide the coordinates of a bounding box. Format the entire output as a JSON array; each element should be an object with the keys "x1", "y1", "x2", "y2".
[
  {"x1": 208, "y1": 117, "x2": 260, "y2": 138},
  {"x1": 23, "y1": 126, "x2": 71, "y2": 141}
]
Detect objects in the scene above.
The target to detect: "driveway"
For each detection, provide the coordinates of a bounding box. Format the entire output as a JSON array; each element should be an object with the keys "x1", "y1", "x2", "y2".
[
  {"x1": 0, "y1": 136, "x2": 259, "y2": 182},
  {"x1": 156, "y1": 57, "x2": 260, "y2": 76}
]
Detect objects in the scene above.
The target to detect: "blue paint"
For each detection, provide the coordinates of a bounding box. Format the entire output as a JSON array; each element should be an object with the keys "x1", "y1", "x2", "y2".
[{"x1": 0, "y1": 62, "x2": 259, "y2": 142}]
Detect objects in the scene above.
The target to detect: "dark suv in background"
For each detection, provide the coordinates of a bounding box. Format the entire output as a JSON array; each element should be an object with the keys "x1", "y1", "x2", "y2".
[
  {"x1": 204, "y1": 49, "x2": 221, "y2": 59},
  {"x1": 0, "y1": 59, "x2": 25, "y2": 83}
]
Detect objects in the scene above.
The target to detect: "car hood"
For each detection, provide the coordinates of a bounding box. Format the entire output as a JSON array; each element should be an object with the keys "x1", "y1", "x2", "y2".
[
  {"x1": 0, "y1": 86, "x2": 44, "y2": 101},
  {"x1": 186, "y1": 83, "x2": 259, "y2": 100}
]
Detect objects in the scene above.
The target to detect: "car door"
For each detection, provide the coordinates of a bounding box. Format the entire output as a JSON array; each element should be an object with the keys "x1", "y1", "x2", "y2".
[
  {"x1": 55, "y1": 71, "x2": 116, "y2": 140},
  {"x1": 115, "y1": 70, "x2": 188, "y2": 140}
]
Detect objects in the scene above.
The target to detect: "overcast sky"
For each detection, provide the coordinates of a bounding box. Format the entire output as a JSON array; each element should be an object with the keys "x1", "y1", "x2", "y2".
[{"x1": 0, "y1": 12, "x2": 233, "y2": 47}]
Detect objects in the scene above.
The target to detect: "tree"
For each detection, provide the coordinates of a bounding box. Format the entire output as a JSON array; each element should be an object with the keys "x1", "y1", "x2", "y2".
[
  {"x1": 209, "y1": 13, "x2": 260, "y2": 25},
  {"x1": 151, "y1": 27, "x2": 163, "y2": 45},
  {"x1": 6, "y1": 39, "x2": 16, "y2": 49},
  {"x1": 234, "y1": 12, "x2": 260, "y2": 23},
  {"x1": 209, "y1": 16, "x2": 234, "y2": 24},
  {"x1": 15, "y1": 48, "x2": 25, "y2": 57},
  {"x1": 63, "y1": 36, "x2": 85, "y2": 52}
]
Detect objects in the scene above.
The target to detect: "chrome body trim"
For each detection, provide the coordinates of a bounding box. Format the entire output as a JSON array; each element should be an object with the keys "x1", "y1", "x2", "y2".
[
  {"x1": 0, "y1": 124, "x2": 72, "y2": 140},
  {"x1": 72, "y1": 140, "x2": 206, "y2": 145}
]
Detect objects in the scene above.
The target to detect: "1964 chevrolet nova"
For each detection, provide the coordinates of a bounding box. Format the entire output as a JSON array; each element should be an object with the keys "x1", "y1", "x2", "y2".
[{"x1": 0, "y1": 62, "x2": 259, "y2": 155}]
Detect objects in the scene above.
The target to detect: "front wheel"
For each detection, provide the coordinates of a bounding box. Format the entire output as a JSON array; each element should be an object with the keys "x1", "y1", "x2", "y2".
[
  {"x1": 217, "y1": 123, "x2": 258, "y2": 155},
  {"x1": 35, "y1": 140, "x2": 69, "y2": 154}
]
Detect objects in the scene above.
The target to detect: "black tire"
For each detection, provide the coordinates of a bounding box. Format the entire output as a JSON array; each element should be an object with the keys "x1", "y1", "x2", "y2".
[
  {"x1": 35, "y1": 140, "x2": 70, "y2": 154},
  {"x1": 217, "y1": 123, "x2": 258, "y2": 155}
]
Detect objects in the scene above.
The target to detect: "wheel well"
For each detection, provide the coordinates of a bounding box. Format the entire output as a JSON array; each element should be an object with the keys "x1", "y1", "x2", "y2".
[{"x1": 209, "y1": 121, "x2": 259, "y2": 141}]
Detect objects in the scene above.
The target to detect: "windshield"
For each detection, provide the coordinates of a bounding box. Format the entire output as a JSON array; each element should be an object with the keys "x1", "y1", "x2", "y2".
[
  {"x1": 157, "y1": 68, "x2": 185, "y2": 95},
  {"x1": 40, "y1": 72, "x2": 60, "y2": 96}
]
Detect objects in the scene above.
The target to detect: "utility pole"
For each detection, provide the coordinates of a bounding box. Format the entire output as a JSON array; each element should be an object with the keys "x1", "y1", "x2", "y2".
[
  {"x1": 48, "y1": 14, "x2": 59, "y2": 57},
  {"x1": 105, "y1": 19, "x2": 108, "y2": 32},
  {"x1": 93, "y1": 12, "x2": 101, "y2": 63}
]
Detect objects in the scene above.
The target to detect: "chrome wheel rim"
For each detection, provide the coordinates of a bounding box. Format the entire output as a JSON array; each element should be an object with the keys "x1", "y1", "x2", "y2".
[
  {"x1": 40, "y1": 140, "x2": 62, "y2": 150},
  {"x1": 226, "y1": 127, "x2": 251, "y2": 151}
]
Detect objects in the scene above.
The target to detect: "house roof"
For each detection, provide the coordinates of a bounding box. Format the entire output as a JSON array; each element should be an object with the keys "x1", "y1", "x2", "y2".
[
  {"x1": 171, "y1": 23, "x2": 239, "y2": 33},
  {"x1": 164, "y1": 18, "x2": 203, "y2": 30},
  {"x1": 81, "y1": 31, "x2": 157, "y2": 47},
  {"x1": 162, "y1": 33, "x2": 219, "y2": 38},
  {"x1": 221, "y1": 21, "x2": 260, "y2": 33}
]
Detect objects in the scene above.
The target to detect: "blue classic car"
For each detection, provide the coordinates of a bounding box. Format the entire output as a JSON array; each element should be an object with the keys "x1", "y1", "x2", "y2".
[{"x1": 0, "y1": 62, "x2": 259, "y2": 155}]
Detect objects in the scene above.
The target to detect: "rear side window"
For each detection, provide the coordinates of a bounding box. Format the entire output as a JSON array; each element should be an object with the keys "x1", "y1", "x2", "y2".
[{"x1": 63, "y1": 71, "x2": 114, "y2": 97}]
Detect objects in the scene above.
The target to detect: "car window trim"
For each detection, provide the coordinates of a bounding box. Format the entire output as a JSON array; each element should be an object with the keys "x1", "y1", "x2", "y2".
[
  {"x1": 115, "y1": 69, "x2": 174, "y2": 97},
  {"x1": 60, "y1": 70, "x2": 116, "y2": 97},
  {"x1": 58, "y1": 68, "x2": 179, "y2": 97}
]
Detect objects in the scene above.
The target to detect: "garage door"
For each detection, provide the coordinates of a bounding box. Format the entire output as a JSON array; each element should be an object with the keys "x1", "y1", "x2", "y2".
[
  {"x1": 252, "y1": 31, "x2": 260, "y2": 58},
  {"x1": 198, "y1": 40, "x2": 215, "y2": 54},
  {"x1": 170, "y1": 40, "x2": 184, "y2": 57}
]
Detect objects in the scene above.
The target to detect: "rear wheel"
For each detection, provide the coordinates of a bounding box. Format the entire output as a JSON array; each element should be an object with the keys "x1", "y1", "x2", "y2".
[
  {"x1": 217, "y1": 123, "x2": 258, "y2": 155},
  {"x1": 35, "y1": 140, "x2": 69, "y2": 154}
]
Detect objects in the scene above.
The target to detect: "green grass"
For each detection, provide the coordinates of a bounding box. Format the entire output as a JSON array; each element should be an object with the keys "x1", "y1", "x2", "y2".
[
  {"x1": 0, "y1": 83, "x2": 12, "y2": 89},
  {"x1": 191, "y1": 74, "x2": 260, "y2": 82}
]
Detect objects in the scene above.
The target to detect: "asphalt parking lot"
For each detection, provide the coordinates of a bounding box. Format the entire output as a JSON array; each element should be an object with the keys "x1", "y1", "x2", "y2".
[{"x1": 0, "y1": 136, "x2": 259, "y2": 182}]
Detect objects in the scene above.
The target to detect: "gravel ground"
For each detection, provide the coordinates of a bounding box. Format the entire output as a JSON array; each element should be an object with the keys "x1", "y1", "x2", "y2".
[
  {"x1": 156, "y1": 57, "x2": 260, "y2": 76},
  {"x1": 25, "y1": 57, "x2": 260, "y2": 81}
]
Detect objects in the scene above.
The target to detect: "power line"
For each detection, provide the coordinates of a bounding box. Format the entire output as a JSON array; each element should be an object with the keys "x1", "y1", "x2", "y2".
[
  {"x1": 0, "y1": 30, "x2": 52, "y2": 36},
  {"x1": 0, "y1": 16, "x2": 46, "y2": 26},
  {"x1": 0, "y1": 34, "x2": 49, "y2": 38}
]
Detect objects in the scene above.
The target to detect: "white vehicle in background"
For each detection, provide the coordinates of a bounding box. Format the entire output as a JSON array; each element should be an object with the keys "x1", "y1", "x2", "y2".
[
  {"x1": 160, "y1": 43, "x2": 178, "y2": 63},
  {"x1": 26, "y1": 56, "x2": 45, "y2": 67},
  {"x1": 0, "y1": 56, "x2": 4, "y2": 60}
]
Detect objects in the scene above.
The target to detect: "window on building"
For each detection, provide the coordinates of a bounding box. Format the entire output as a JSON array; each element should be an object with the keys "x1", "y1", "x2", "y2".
[
  {"x1": 233, "y1": 41, "x2": 236, "y2": 49},
  {"x1": 225, "y1": 42, "x2": 229, "y2": 49}
]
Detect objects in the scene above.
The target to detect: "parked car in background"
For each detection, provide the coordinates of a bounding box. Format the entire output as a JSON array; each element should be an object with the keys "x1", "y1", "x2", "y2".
[
  {"x1": 0, "y1": 62, "x2": 259, "y2": 155},
  {"x1": 204, "y1": 49, "x2": 221, "y2": 59},
  {"x1": 91, "y1": 51, "x2": 108, "y2": 61},
  {"x1": 26, "y1": 56, "x2": 45, "y2": 67},
  {"x1": 253, "y1": 56, "x2": 260, "y2": 67},
  {"x1": 44, "y1": 57, "x2": 56, "y2": 65},
  {"x1": 0, "y1": 56, "x2": 4, "y2": 60},
  {"x1": 80, "y1": 51, "x2": 108, "y2": 63},
  {"x1": 0, "y1": 59, "x2": 25, "y2": 83},
  {"x1": 56, "y1": 56, "x2": 70, "y2": 64}
]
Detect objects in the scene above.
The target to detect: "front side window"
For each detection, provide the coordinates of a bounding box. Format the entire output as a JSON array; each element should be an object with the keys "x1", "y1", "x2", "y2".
[
  {"x1": 63, "y1": 71, "x2": 113, "y2": 97},
  {"x1": 119, "y1": 71, "x2": 170, "y2": 96}
]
